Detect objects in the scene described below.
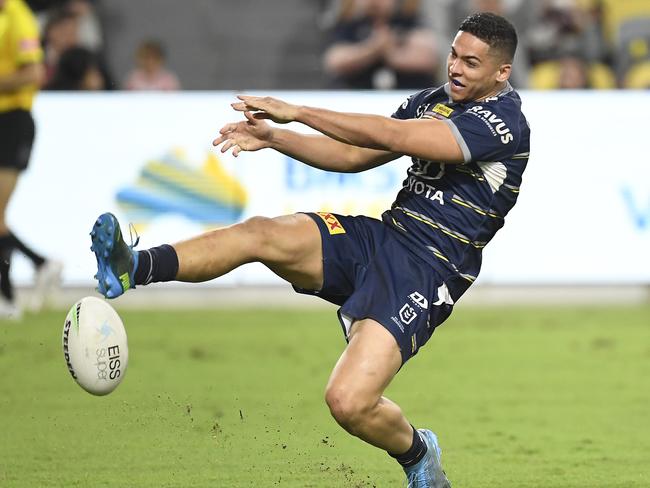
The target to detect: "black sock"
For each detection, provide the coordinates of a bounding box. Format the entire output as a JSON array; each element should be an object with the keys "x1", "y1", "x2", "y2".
[
  {"x1": 8, "y1": 232, "x2": 45, "y2": 267},
  {"x1": 133, "y1": 244, "x2": 179, "y2": 285},
  {"x1": 390, "y1": 426, "x2": 428, "y2": 468},
  {"x1": 0, "y1": 236, "x2": 14, "y2": 301}
]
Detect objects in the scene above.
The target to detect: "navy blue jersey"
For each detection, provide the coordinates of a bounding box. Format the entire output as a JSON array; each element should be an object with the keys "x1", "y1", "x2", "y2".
[{"x1": 383, "y1": 82, "x2": 530, "y2": 299}]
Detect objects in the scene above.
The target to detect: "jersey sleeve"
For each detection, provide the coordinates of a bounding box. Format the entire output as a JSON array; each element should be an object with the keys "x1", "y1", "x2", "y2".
[
  {"x1": 391, "y1": 95, "x2": 413, "y2": 120},
  {"x1": 14, "y1": 5, "x2": 43, "y2": 66},
  {"x1": 444, "y1": 100, "x2": 521, "y2": 163},
  {"x1": 391, "y1": 89, "x2": 429, "y2": 120}
]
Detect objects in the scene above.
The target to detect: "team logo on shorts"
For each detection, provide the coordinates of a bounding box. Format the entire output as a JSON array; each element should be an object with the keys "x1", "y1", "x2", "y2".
[
  {"x1": 316, "y1": 212, "x2": 346, "y2": 235},
  {"x1": 409, "y1": 292, "x2": 428, "y2": 309},
  {"x1": 398, "y1": 304, "x2": 417, "y2": 325}
]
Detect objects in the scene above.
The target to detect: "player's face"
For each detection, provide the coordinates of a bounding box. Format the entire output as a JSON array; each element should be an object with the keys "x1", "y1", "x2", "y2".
[{"x1": 446, "y1": 31, "x2": 511, "y2": 103}]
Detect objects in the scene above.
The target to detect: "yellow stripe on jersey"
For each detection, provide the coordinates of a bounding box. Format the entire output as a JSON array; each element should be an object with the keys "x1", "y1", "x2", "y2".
[
  {"x1": 426, "y1": 245, "x2": 450, "y2": 263},
  {"x1": 427, "y1": 247, "x2": 477, "y2": 284},
  {"x1": 395, "y1": 206, "x2": 487, "y2": 249},
  {"x1": 454, "y1": 165, "x2": 486, "y2": 182},
  {"x1": 0, "y1": 0, "x2": 43, "y2": 112},
  {"x1": 450, "y1": 194, "x2": 503, "y2": 219}
]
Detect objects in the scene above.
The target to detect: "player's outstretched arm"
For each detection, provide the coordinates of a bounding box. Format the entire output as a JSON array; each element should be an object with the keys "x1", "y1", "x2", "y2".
[
  {"x1": 213, "y1": 110, "x2": 400, "y2": 173},
  {"x1": 233, "y1": 95, "x2": 465, "y2": 164}
]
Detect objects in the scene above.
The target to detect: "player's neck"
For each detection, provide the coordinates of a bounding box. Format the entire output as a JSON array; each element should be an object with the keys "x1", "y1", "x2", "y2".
[{"x1": 475, "y1": 81, "x2": 508, "y2": 102}]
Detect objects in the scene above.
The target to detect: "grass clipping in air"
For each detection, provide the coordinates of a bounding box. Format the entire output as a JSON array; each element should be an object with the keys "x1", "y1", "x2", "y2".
[{"x1": 1, "y1": 305, "x2": 649, "y2": 487}]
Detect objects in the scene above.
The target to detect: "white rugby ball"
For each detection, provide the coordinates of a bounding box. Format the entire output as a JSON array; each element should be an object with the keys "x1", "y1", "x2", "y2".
[{"x1": 62, "y1": 296, "x2": 128, "y2": 395}]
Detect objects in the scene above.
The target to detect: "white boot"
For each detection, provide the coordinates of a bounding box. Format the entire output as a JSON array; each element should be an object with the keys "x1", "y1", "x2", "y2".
[
  {"x1": 0, "y1": 296, "x2": 22, "y2": 321},
  {"x1": 29, "y1": 260, "x2": 63, "y2": 312}
]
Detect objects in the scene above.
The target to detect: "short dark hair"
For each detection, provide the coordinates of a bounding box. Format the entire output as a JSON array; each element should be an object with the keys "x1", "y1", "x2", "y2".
[{"x1": 458, "y1": 12, "x2": 518, "y2": 63}]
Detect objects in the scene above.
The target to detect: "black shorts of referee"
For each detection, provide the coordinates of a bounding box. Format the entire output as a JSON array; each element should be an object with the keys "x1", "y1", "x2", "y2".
[{"x1": 0, "y1": 109, "x2": 35, "y2": 171}]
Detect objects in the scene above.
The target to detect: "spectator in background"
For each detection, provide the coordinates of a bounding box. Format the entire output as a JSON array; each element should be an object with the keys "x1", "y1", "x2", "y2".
[
  {"x1": 521, "y1": 0, "x2": 618, "y2": 89},
  {"x1": 64, "y1": 0, "x2": 102, "y2": 52},
  {"x1": 45, "y1": 45, "x2": 105, "y2": 90},
  {"x1": 40, "y1": 1, "x2": 114, "y2": 89},
  {"x1": 323, "y1": 0, "x2": 439, "y2": 89},
  {"x1": 0, "y1": 0, "x2": 62, "y2": 319},
  {"x1": 41, "y1": 7, "x2": 78, "y2": 83},
  {"x1": 557, "y1": 54, "x2": 590, "y2": 89},
  {"x1": 525, "y1": 0, "x2": 605, "y2": 66},
  {"x1": 124, "y1": 40, "x2": 180, "y2": 91}
]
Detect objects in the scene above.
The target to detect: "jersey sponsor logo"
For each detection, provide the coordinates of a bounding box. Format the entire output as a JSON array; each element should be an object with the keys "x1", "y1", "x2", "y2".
[
  {"x1": 466, "y1": 105, "x2": 514, "y2": 144},
  {"x1": 432, "y1": 103, "x2": 454, "y2": 118},
  {"x1": 403, "y1": 176, "x2": 445, "y2": 204},
  {"x1": 316, "y1": 212, "x2": 346, "y2": 235}
]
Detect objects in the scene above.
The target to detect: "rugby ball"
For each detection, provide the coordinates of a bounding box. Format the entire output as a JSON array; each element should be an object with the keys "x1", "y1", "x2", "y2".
[{"x1": 62, "y1": 296, "x2": 128, "y2": 395}]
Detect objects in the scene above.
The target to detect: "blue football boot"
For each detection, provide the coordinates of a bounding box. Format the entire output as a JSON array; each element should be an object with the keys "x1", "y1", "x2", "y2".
[
  {"x1": 404, "y1": 430, "x2": 452, "y2": 488},
  {"x1": 90, "y1": 213, "x2": 138, "y2": 299}
]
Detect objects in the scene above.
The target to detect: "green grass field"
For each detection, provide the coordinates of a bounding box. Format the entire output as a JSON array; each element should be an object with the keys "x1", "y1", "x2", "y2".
[{"x1": 1, "y1": 304, "x2": 649, "y2": 487}]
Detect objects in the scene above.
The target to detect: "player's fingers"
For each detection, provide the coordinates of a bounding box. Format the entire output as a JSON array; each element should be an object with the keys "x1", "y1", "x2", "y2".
[
  {"x1": 219, "y1": 123, "x2": 237, "y2": 134},
  {"x1": 232, "y1": 144, "x2": 241, "y2": 157},
  {"x1": 252, "y1": 112, "x2": 271, "y2": 120},
  {"x1": 243, "y1": 110, "x2": 258, "y2": 124},
  {"x1": 231, "y1": 102, "x2": 249, "y2": 111},
  {"x1": 220, "y1": 139, "x2": 236, "y2": 153}
]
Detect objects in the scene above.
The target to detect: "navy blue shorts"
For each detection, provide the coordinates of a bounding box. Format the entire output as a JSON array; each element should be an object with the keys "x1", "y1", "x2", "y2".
[{"x1": 295, "y1": 212, "x2": 455, "y2": 364}]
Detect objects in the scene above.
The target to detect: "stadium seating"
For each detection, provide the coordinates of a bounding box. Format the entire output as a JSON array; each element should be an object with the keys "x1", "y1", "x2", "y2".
[
  {"x1": 528, "y1": 60, "x2": 616, "y2": 90},
  {"x1": 624, "y1": 60, "x2": 650, "y2": 88}
]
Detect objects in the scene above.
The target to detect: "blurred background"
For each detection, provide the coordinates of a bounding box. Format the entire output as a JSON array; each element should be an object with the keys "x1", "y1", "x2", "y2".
[
  {"x1": 25, "y1": 0, "x2": 650, "y2": 91},
  {"x1": 4, "y1": 0, "x2": 650, "y2": 309}
]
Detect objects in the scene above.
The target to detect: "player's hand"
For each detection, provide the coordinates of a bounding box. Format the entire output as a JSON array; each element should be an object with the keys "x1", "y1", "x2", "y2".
[
  {"x1": 212, "y1": 111, "x2": 273, "y2": 157},
  {"x1": 231, "y1": 95, "x2": 298, "y2": 124}
]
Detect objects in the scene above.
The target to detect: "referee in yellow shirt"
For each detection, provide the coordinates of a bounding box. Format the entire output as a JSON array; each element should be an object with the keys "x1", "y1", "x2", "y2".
[{"x1": 0, "y1": 0, "x2": 61, "y2": 319}]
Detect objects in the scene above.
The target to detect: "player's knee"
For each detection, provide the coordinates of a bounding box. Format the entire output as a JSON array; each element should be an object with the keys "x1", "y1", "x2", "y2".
[
  {"x1": 239, "y1": 216, "x2": 275, "y2": 255},
  {"x1": 324, "y1": 386, "x2": 373, "y2": 430}
]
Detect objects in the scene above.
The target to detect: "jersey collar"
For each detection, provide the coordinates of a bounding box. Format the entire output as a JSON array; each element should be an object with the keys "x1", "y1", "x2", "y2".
[{"x1": 444, "y1": 81, "x2": 513, "y2": 104}]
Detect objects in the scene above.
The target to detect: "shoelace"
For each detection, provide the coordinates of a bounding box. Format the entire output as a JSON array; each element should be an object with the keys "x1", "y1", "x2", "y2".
[
  {"x1": 128, "y1": 222, "x2": 140, "y2": 248},
  {"x1": 407, "y1": 470, "x2": 429, "y2": 487}
]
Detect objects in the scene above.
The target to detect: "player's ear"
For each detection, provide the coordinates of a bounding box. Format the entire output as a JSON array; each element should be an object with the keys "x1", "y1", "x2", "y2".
[{"x1": 496, "y1": 62, "x2": 512, "y2": 83}]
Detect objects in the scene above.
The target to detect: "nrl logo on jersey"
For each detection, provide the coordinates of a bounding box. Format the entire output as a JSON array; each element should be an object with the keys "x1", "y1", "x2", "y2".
[{"x1": 467, "y1": 105, "x2": 514, "y2": 144}]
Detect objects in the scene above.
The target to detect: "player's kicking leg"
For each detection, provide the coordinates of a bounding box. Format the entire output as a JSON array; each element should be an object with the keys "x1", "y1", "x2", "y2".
[
  {"x1": 90, "y1": 212, "x2": 450, "y2": 487},
  {"x1": 325, "y1": 318, "x2": 451, "y2": 488},
  {"x1": 90, "y1": 212, "x2": 323, "y2": 298}
]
